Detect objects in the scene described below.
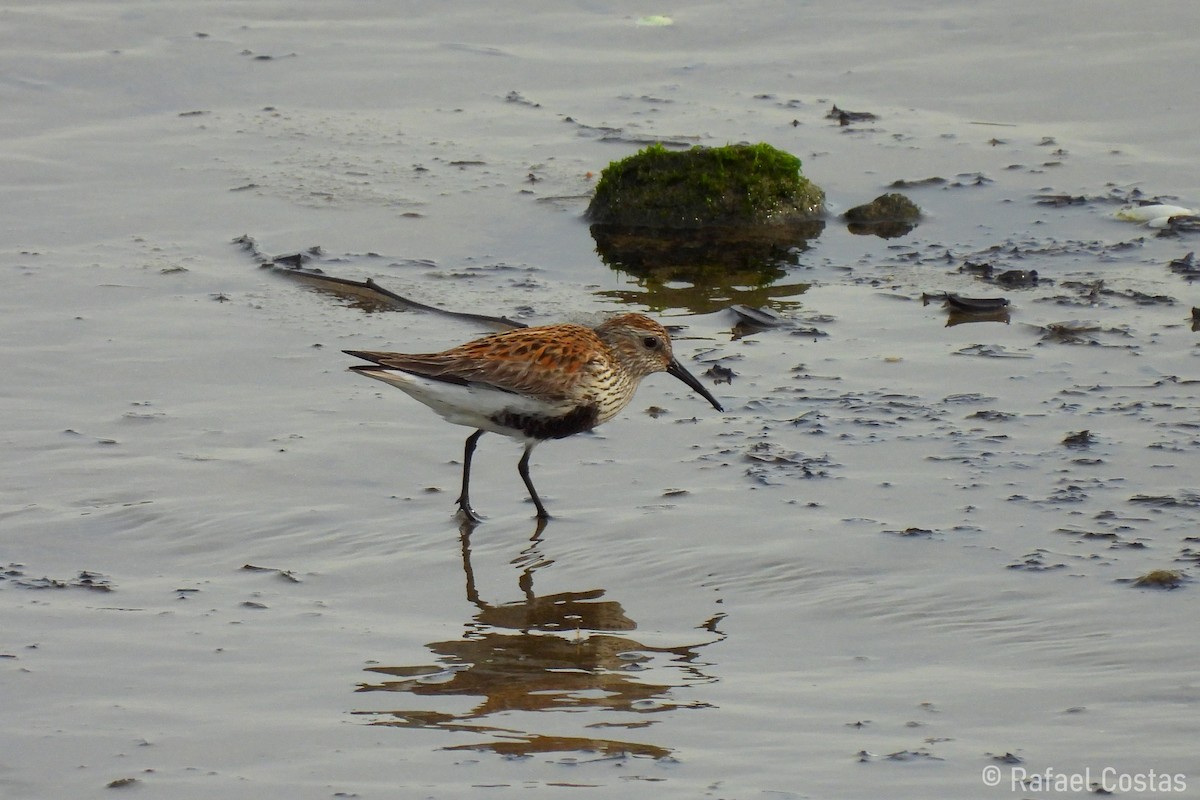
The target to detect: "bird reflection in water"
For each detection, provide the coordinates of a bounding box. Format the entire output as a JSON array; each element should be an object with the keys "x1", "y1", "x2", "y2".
[{"x1": 353, "y1": 518, "x2": 726, "y2": 759}]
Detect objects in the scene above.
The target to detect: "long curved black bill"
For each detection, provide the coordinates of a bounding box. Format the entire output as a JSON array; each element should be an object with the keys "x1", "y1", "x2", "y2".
[{"x1": 666, "y1": 358, "x2": 724, "y2": 412}]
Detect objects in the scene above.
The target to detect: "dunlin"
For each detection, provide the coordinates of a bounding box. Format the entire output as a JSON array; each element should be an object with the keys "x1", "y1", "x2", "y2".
[{"x1": 345, "y1": 313, "x2": 723, "y2": 521}]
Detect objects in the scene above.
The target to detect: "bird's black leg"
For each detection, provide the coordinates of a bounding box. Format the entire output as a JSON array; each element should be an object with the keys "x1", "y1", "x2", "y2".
[
  {"x1": 456, "y1": 430, "x2": 485, "y2": 522},
  {"x1": 517, "y1": 443, "x2": 550, "y2": 519}
]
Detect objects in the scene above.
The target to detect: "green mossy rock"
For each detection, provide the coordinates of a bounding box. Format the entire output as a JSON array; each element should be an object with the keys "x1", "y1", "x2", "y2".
[{"x1": 586, "y1": 143, "x2": 825, "y2": 228}]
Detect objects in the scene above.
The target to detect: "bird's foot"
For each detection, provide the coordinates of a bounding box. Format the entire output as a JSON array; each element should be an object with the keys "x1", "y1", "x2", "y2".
[{"x1": 456, "y1": 497, "x2": 483, "y2": 523}]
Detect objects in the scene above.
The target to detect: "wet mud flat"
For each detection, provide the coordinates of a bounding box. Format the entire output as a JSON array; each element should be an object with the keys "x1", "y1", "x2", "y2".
[{"x1": 4, "y1": 3, "x2": 1200, "y2": 799}]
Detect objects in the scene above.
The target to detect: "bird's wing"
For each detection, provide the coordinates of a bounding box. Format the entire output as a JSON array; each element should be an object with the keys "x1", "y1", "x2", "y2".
[{"x1": 345, "y1": 325, "x2": 602, "y2": 399}]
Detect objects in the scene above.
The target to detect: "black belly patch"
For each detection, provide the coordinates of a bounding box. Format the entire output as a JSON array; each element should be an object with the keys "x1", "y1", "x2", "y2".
[{"x1": 492, "y1": 404, "x2": 600, "y2": 440}]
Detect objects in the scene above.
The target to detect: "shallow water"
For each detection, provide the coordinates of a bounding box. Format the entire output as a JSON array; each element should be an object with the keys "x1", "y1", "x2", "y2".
[{"x1": 3, "y1": 2, "x2": 1199, "y2": 798}]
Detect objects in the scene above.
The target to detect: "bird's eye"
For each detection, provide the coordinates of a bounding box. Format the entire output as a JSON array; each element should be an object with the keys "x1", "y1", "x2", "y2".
[{"x1": 642, "y1": 335, "x2": 660, "y2": 350}]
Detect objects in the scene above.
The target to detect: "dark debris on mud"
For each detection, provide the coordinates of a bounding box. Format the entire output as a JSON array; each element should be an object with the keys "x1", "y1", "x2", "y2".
[
  {"x1": 1, "y1": 564, "x2": 114, "y2": 592},
  {"x1": 742, "y1": 442, "x2": 837, "y2": 485}
]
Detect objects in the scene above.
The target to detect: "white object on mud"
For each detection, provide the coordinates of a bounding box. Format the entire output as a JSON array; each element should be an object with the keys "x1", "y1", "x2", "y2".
[{"x1": 1114, "y1": 204, "x2": 1197, "y2": 228}]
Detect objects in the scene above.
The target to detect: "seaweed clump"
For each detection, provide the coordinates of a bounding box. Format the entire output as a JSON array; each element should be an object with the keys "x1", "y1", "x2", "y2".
[{"x1": 1131, "y1": 569, "x2": 1185, "y2": 589}]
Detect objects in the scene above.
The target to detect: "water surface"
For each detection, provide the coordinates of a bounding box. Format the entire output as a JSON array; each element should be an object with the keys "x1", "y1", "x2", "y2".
[{"x1": 2, "y1": 2, "x2": 1199, "y2": 798}]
